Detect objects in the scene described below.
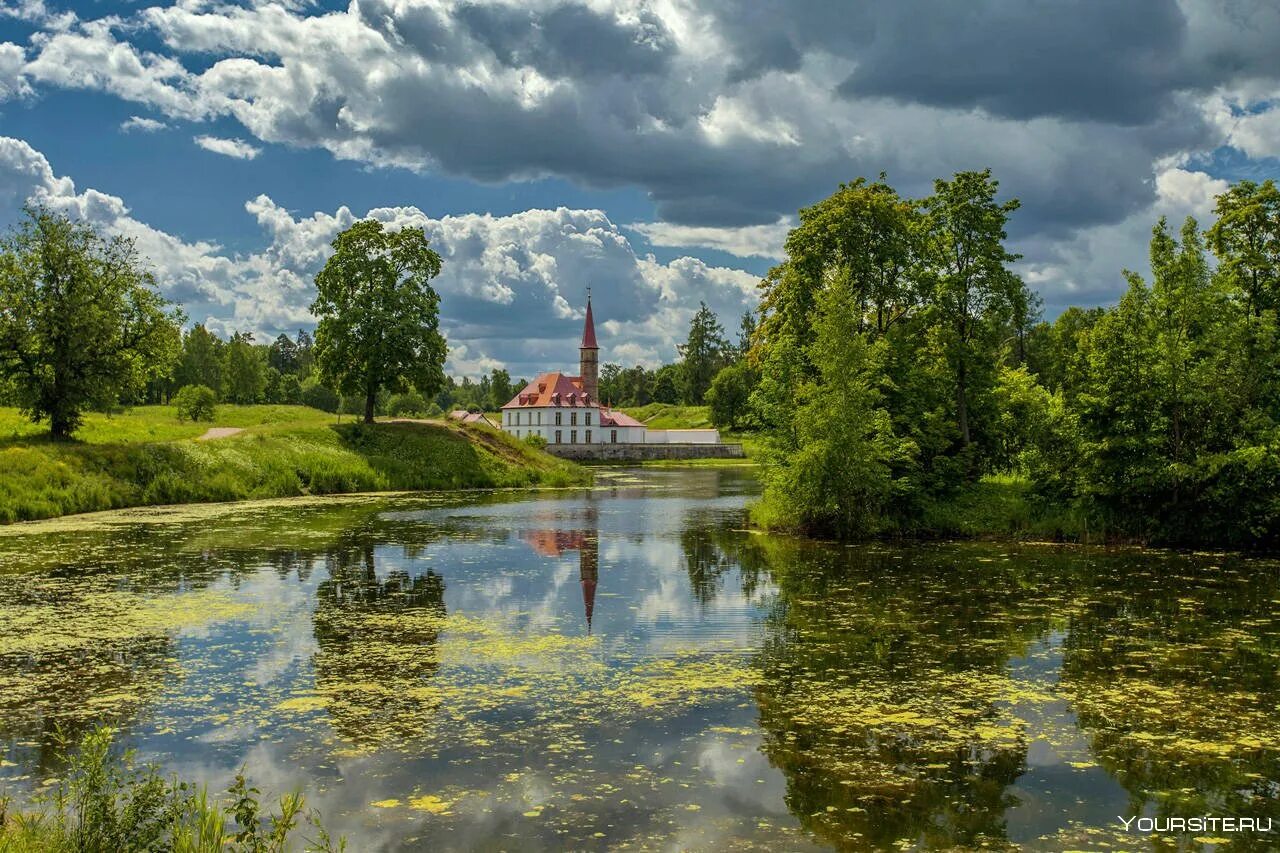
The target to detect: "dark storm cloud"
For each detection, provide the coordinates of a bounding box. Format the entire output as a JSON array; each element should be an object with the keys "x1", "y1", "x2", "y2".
[
  {"x1": 453, "y1": 2, "x2": 674, "y2": 79},
  {"x1": 17, "y1": 0, "x2": 1280, "y2": 243}
]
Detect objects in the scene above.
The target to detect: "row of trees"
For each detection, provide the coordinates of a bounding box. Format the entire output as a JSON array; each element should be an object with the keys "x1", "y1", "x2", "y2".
[
  {"x1": 0, "y1": 209, "x2": 521, "y2": 435},
  {"x1": 747, "y1": 171, "x2": 1280, "y2": 547}
]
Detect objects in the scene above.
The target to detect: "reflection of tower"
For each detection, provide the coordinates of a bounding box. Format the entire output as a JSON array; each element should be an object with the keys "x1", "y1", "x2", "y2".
[
  {"x1": 519, "y1": 503, "x2": 601, "y2": 632},
  {"x1": 580, "y1": 513, "x2": 598, "y2": 633}
]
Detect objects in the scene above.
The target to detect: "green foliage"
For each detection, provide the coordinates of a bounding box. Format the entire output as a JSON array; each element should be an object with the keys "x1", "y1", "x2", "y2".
[
  {"x1": 706, "y1": 360, "x2": 758, "y2": 430},
  {"x1": 522, "y1": 432, "x2": 547, "y2": 449},
  {"x1": 173, "y1": 385, "x2": 217, "y2": 422},
  {"x1": 753, "y1": 281, "x2": 913, "y2": 538},
  {"x1": 176, "y1": 324, "x2": 225, "y2": 397},
  {"x1": 0, "y1": 207, "x2": 182, "y2": 438},
  {"x1": 678, "y1": 303, "x2": 729, "y2": 405},
  {"x1": 312, "y1": 219, "x2": 447, "y2": 423},
  {"x1": 0, "y1": 726, "x2": 341, "y2": 852},
  {"x1": 387, "y1": 390, "x2": 429, "y2": 417},
  {"x1": 300, "y1": 378, "x2": 340, "y2": 413},
  {"x1": 920, "y1": 169, "x2": 1022, "y2": 449},
  {"x1": 223, "y1": 332, "x2": 267, "y2": 405}
]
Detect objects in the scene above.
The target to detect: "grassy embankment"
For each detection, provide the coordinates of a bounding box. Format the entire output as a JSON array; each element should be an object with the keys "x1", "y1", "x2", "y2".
[{"x1": 0, "y1": 405, "x2": 588, "y2": 523}]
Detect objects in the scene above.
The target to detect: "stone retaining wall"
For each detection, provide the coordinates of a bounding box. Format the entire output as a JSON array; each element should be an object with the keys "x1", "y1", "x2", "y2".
[{"x1": 545, "y1": 442, "x2": 746, "y2": 461}]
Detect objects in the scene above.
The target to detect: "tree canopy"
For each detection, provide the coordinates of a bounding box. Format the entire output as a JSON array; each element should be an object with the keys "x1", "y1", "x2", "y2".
[
  {"x1": 0, "y1": 208, "x2": 181, "y2": 438},
  {"x1": 311, "y1": 220, "x2": 448, "y2": 423}
]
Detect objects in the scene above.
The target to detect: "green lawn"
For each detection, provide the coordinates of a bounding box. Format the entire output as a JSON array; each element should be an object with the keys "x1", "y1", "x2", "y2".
[
  {"x1": 0, "y1": 404, "x2": 335, "y2": 446},
  {"x1": 621, "y1": 403, "x2": 715, "y2": 429},
  {"x1": 0, "y1": 406, "x2": 588, "y2": 523}
]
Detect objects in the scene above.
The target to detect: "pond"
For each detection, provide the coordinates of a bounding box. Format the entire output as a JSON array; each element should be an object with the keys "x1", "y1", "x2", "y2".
[{"x1": 1, "y1": 467, "x2": 1278, "y2": 851}]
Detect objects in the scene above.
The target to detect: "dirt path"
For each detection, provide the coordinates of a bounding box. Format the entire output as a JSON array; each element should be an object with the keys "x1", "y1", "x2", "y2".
[{"x1": 196, "y1": 426, "x2": 244, "y2": 440}]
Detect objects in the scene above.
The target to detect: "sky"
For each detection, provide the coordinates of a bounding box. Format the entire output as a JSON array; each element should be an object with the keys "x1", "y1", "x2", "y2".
[{"x1": 2, "y1": 0, "x2": 1280, "y2": 378}]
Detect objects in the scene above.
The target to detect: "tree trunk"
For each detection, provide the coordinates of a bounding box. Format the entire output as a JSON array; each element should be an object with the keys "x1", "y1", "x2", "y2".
[
  {"x1": 364, "y1": 387, "x2": 377, "y2": 424},
  {"x1": 50, "y1": 412, "x2": 72, "y2": 441}
]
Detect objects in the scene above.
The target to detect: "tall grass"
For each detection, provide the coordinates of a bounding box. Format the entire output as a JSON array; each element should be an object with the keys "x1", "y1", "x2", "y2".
[{"x1": 0, "y1": 727, "x2": 342, "y2": 852}]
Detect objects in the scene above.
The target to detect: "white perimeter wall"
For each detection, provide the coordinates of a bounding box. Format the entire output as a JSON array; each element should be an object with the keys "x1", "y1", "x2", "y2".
[
  {"x1": 502, "y1": 410, "x2": 720, "y2": 445},
  {"x1": 635, "y1": 429, "x2": 721, "y2": 444}
]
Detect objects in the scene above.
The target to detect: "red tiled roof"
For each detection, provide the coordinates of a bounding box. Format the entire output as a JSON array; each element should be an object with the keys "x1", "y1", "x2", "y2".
[
  {"x1": 581, "y1": 296, "x2": 598, "y2": 349},
  {"x1": 600, "y1": 408, "x2": 644, "y2": 427},
  {"x1": 521, "y1": 529, "x2": 588, "y2": 557},
  {"x1": 501, "y1": 371, "x2": 597, "y2": 408}
]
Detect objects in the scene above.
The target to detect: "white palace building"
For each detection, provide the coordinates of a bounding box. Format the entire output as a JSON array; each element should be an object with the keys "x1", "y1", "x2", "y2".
[{"x1": 499, "y1": 295, "x2": 722, "y2": 448}]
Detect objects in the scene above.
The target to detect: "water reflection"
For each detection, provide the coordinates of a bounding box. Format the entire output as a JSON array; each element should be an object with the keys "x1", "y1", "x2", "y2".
[{"x1": 0, "y1": 469, "x2": 1277, "y2": 850}]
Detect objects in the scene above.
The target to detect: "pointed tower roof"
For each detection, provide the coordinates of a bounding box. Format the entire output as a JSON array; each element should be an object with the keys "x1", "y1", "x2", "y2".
[
  {"x1": 581, "y1": 573, "x2": 596, "y2": 633},
  {"x1": 580, "y1": 292, "x2": 598, "y2": 349}
]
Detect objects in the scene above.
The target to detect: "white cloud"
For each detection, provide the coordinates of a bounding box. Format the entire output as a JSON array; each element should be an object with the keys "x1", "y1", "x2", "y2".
[
  {"x1": 0, "y1": 136, "x2": 761, "y2": 377},
  {"x1": 120, "y1": 115, "x2": 167, "y2": 133},
  {"x1": 7, "y1": 0, "x2": 1267, "y2": 242},
  {"x1": 0, "y1": 42, "x2": 30, "y2": 100},
  {"x1": 1017, "y1": 166, "x2": 1231, "y2": 312},
  {"x1": 630, "y1": 218, "x2": 791, "y2": 260},
  {"x1": 194, "y1": 135, "x2": 260, "y2": 160}
]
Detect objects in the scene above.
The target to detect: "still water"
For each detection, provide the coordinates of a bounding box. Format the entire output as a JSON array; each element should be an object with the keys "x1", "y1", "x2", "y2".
[{"x1": 1, "y1": 467, "x2": 1278, "y2": 851}]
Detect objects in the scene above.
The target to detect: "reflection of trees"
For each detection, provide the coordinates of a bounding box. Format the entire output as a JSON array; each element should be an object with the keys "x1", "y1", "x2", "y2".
[
  {"x1": 717, "y1": 534, "x2": 1069, "y2": 850},
  {"x1": 678, "y1": 512, "x2": 764, "y2": 608},
  {"x1": 311, "y1": 544, "x2": 447, "y2": 748},
  {"x1": 1057, "y1": 555, "x2": 1280, "y2": 825}
]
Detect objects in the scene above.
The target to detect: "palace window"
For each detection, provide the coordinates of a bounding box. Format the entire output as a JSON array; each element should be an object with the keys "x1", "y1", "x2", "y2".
[
  {"x1": 585, "y1": 429, "x2": 592, "y2": 444},
  {"x1": 571, "y1": 412, "x2": 578, "y2": 426},
  {"x1": 555, "y1": 430, "x2": 562, "y2": 444},
  {"x1": 610, "y1": 430, "x2": 617, "y2": 443},
  {"x1": 571, "y1": 429, "x2": 578, "y2": 444},
  {"x1": 555, "y1": 411, "x2": 562, "y2": 426},
  {"x1": 585, "y1": 412, "x2": 592, "y2": 426},
  {"x1": 537, "y1": 412, "x2": 542, "y2": 425}
]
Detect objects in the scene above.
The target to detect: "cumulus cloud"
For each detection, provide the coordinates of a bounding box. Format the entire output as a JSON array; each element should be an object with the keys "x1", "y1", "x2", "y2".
[
  {"x1": 1, "y1": 0, "x2": 1274, "y2": 243},
  {"x1": 4, "y1": 1, "x2": 1280, "y2": 314},
  {"x1": 0, "y1": 42, "x2": 30, "y2": 100},
  {"x1": 0, "y1": 136, "x2": 760, "y2": 377},
  {"x1": 629, "y1": 219, "x2": 791, "y2": 260},
  {"x1": 120, "y1": 115, "x2": 166, "y2": 132},
  {"x1": 194, "y1": 135, "x2": 260, "y2": 159}
]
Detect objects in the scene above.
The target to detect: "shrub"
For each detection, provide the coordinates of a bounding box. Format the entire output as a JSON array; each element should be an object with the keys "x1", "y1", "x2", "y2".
[
  {"x1": 523, "y1": 433, "x2": 548, "y2": 449},
  {"x1": 388, "y1": 391, "x2": 429, "y2": 417},
  {"x1": 300, "y1": 379, "x2": 340, "y2": 413},
  {"x1": 173, "y1": 385, "x2": 217, "y2": 422},
  {"x1": 0, "y1": 726, "x2": 342, "y2": 852}
]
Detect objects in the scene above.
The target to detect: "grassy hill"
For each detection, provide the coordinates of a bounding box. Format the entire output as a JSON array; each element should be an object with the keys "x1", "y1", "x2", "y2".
[
  {"x1": 622, "y1": 403, "x2": 715, "y2": 429},
  {"x1": 0, "y1": 405, "x2": 588, "y2": 523}
]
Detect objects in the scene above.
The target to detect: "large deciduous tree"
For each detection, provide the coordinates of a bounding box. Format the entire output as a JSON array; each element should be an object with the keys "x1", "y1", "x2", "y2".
[
  {"x1": 0, "y1": 207, "x2": 181, "y2": 438},
  {"x1": 311, "y1": 220, "x2": 448, "y2": 424},
  {"x1": 921, "y1": 169, "x2": 1021, "y2": 448}
]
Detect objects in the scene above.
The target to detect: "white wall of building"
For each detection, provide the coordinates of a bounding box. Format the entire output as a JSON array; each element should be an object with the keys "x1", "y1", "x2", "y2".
[
  {"x1": 502, "y1": 410, "x2": 720, "y2": 445},
  {"x1": 502, "y1": 406, "x2": 619, "y2": 444},
  {"x1": 644, "y1": 429, "x2": 721, "y2": 444}
]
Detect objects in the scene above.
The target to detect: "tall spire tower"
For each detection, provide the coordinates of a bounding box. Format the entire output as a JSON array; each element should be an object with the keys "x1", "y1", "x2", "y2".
[{"x1": 579, "y1": 288, "x2": 599, "y2": 401}]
